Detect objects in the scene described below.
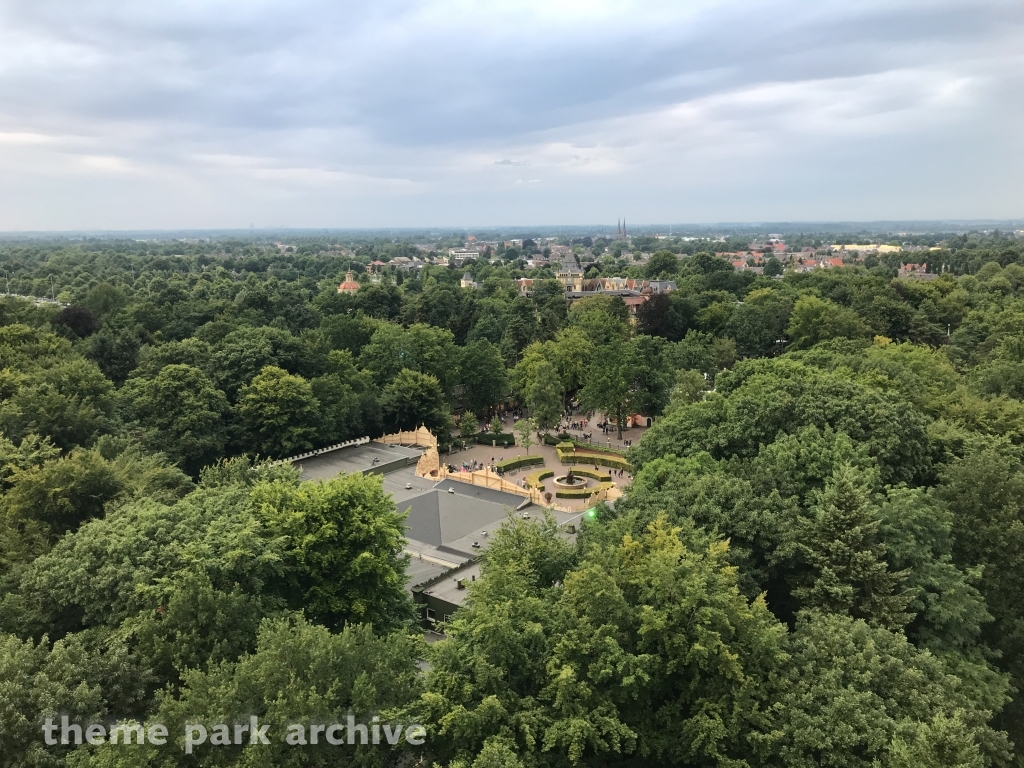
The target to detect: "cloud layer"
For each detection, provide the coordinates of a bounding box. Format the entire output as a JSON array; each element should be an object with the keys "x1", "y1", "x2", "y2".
[{"x1": 0, "y1": 0, "x2": 1021, "y2": 229}]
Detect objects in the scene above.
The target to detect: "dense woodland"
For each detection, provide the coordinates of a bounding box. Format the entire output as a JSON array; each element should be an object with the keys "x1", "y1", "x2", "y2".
[{"x1": 2, "y1": 232, "x2": 1024, "y2": 766}]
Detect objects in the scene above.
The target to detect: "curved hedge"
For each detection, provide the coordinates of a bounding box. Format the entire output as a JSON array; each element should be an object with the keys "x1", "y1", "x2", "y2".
[
  {"x1": 496, "y1": 455, "x2": 544, "y2": 473},
  {"x1": 555, "y1": 481, "x2": 614, "y2": 499},
  {"x1": 525, "y1": 469, "x2": 554, "y2": 490},
  {"x1": 556, "y1": 449, "x2": 629, "y2": 472},
  {"x1": 565, "y1": 468, "x2": 612, "y2": 482}
]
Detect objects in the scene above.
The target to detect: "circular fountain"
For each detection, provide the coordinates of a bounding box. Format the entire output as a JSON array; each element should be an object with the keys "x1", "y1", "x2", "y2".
[{"x1": 552, "y1": 467, "x2": 588, "y2": 489}]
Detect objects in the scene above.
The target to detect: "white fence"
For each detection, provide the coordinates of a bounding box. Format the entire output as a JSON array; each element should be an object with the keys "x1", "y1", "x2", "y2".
[{"x1": 271, "y1": 436, "x2": 371, "y2": 466}]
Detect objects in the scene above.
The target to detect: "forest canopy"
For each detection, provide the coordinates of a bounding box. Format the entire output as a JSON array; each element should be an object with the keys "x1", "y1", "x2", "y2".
[{"x1": 2, "y1": 231, "x2": 1024, "y2": 766}]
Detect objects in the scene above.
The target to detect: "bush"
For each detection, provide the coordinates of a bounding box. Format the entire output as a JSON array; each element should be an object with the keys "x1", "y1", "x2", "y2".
[
  {"x1": 568, "y1": 468, "x2": 611, "y2": 482},
  {"x1": 556, "y1": 449, "x2": 630, "y2": 472},
  {"x1": 475, "y1": 432, "x2": 516, "y2": 448},
  {"x1": 496, "y1": 455, "x2": 544, "y2": 473},
  {"x1": 525, "y1": 469, "x2": 554, "y2": 490},
  {"x1": 572, "y1": 441, "x2": 626, "y2": 456},
  {"x1": 555, "y1": 481, "x2": 613, "y2": 499}
]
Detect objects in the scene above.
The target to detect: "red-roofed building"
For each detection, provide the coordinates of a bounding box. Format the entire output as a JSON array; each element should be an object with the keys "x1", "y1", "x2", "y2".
[
  {"x1": 515, "y1": 278, "x2": 534, "y2": 294},
  {"x1": 899, "y1": 263, "x2": 935, "y2": 280},
  {"x1": 621, "y1": 296, "x2": 648, "y2": 317},
  {"x1": 337, "y1": 271, "x2": 360, "y2": 294}
]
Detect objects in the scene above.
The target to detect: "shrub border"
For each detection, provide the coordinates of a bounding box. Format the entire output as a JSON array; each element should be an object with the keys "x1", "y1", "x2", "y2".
[
  {"x1": 555, "y1": 481, "x2": 615, "y2": 499},
  {"x1": 525, "y1": 469, "x2": 554, "y2": 490},
  {"x1": 556, "y1": 449, "x2": 630, "y2": 471},
  {"x1": 496, "y1": 454, "x2": 545, "y2": 472}
]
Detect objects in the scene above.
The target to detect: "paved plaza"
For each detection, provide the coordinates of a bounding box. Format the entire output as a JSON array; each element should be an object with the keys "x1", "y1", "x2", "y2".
[{"x1": 443, "y1": 427, "x2": 640, "y2": 512}]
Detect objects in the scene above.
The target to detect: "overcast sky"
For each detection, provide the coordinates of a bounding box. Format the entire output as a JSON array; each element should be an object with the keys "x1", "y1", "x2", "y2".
[{"x1": 0, "y1": 0, "x2": 1021, "y2": 230}]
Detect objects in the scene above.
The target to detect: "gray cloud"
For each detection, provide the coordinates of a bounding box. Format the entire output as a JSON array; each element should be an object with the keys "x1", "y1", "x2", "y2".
[{"x1": 0, "y1": 0, "x2": 1021, "y2": 228}]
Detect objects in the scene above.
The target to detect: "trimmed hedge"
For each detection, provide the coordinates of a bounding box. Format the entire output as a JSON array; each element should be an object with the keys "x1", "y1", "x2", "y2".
[
  {"x1": 475, "y1": 432, "x2": 516, "y2": 447},
  {"x1": 571, "y1": 441, "x2": 626, "y2": 456},
  {"x1": 539, "y1": 432, "x2": 561, "y2": 446},
  {"x1": 525, "y1": 469, "x2": 554, "y2": 490},
  {"x1": 555, "y1": 481, "x2": 614, "y2": 499},
  {"x1": 556, "y1": 449, "x2": 630, "y2": 472},
  {"x1": 567, "y1": 468, "x2": 611, "y2": 482},
  {"x1": 496, "y1": 454, "x2": 544, "y2": 472}
]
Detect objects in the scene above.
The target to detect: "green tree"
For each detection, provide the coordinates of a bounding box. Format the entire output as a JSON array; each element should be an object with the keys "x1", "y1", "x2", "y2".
[
  {"x1": 235, "y1": 366, "x2": 320, "y2": 458},
  {"x1": 85, "y1": 327, "x2": 140, "y2": 384},
  {"x1": 210, "y1": 325, "x2": 312, "y2": 401},
  {"x1": 0, "y1": 357, "x2": 117, "y2": 451},
  {"x1": 769, "y1": 611, "x2": 1011, "y2": 768},
  {"x1": 407, "y1": 515, "x2": 788, "y2": 767},
  {"x1": 499, "y1": 296, "x2": 540, "y2": 365},
  {"x1": 84, "y1": 281, "x2": 127, "y2": 317},
  {"x1": 252, "y1": 472, "x2": 413, "y2": 630},
  {"x1": 887, "y1": 712, "x2": 987, "y2": 768},
  {"x1": 309, "y1": 373, "x2": 361, "y2": 444},
  {"x1": 0, "y1": 631, "x2": 148, "y2": 768},
  {"x1": 355, "y1": 281, "x2": 403, "y2": 320},
  {"x1": 380, "y1": 368, "x2": 451, "y2": 435},
  {"x1": 644, "y1": 250, "x2": 679, "y2": 278},
  {"x1": 567, "y1": 295, "x2": 630, "y2": 346},
  {"x1": 133, "y1": 618, "x2": 422, "y2": 767},
  {"x1": 459, "y1": 410, "x2": 478, "y2": 438},
  {"x1": 581, "y1": 337, "x2": 671, "y2": 439},
  {"x1": 549, "y1": 326, "x2": 594, "y2": 399},
  {"x1": 631, "y1": 359, "x2": 933, "y2": 486},
  {"x1": 513, "y1": 417, "x2": 537, "y2": 454},
  {"x1": 121, "y1": 364, "x2": 229, "y2": 474},
  {"x1": 635, "y1": 291, "x2": 674, "y2": 337},
  {"x1": 663, "y1": 331, "x2": 716, "y2": 376},
  {"x1": 712, "y1": 335, "x2": 738, "y2": 369},
  {"x1": 2, "y1": 449, "x2": 122, "y2": 547},
  {"x1": 0, "y1": 473, "x2": 290, "y2": 640},
  {"x1": 458, "y1": 339, "x2": 508, "y2": 417},
  {"x1": 359, "y1": 322, "x2": 458, "y2": 392},
  {"x1": 794, "y1": 466, "x2": 913, "y2": 630},
  {"x1": 937, "y1": 441, "x2": 1024, "y2": 751},
  {"x1": 787, "y1": 294, "x2": 869, "y2": 349},
  {"x1": 317, "y1": 313, "x2": 374, "y2": 357},
  {"x1": 0, "y1": 433, "x2": 60, "y2": 490},
  {"x1": 527, "y1": 360, "x2": 562, "y2": 431},
  {"x1": 727, "y1": 288, "x2": 793, "y2": 358},
  {"x1": 665, "y1": 368, "x2": 707, "y2": 413},
  {"x1": 581, "y1": 340, "x2": 630, "y2": 437}
]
